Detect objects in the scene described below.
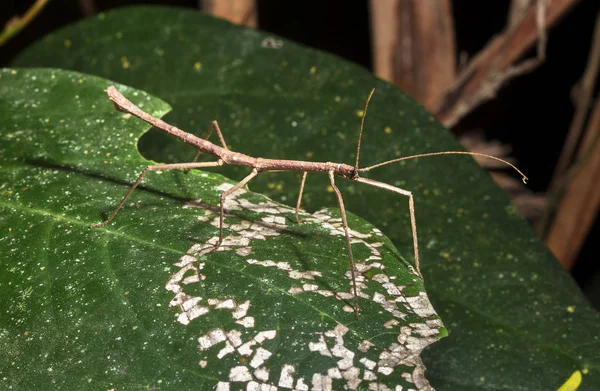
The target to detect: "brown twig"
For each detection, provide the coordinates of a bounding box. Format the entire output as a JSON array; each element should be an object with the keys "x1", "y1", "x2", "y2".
[
  {"x1": 509, "y1": 0, "x2": 535, "y2": 27},
  {"x1": 545, "y1": 95, "x2": 600, "y2": 269},
  {"x1": 202, "y1": 0, "x2": 257, "y2": 27},
  {"x1": 0, "y1": 0, "x2": 51, "y2": 46},
  {"x1": 369, "y1": 0, "x2": 456, "y2": 111},
  {"x1": 548, "y1": 9, "x2": 600, "y2": 189},
  {"x1": 78, "y1": 0, "x2": 97, "y2": 17},
  {"x1": 435, "y1": 0, "x2": 580, "y2": 128},
  {"x1": 540, "y1": 9, "x2": 600, "y2": 268}
]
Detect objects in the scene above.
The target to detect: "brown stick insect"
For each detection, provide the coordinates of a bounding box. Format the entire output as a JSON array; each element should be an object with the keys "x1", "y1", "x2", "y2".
[{"x1": 91, "y1": 86, "x2": 528, "y2": 319}]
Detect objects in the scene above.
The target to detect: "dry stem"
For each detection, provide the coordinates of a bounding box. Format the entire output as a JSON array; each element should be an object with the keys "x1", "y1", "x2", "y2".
[
  {"x1": 0, "y1": 0, "x2": 51, "y2": 46},
  {"x1": 369, "y1": 0, "x2": 456, "y2": 111},
  {"x1": 435, "y1": 0, "x2": 580, "y2": 128},
  {"x1": 545, "y1": 95, "x2": 600, "y2": 268},
  {"x1": 202, "y1": 0, "x2": 257, "y2": 27}
]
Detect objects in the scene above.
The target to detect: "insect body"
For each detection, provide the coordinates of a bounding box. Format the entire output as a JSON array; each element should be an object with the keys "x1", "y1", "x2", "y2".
[{"x1": 92, "y1": 87, "x2": 527, "y2": 319}]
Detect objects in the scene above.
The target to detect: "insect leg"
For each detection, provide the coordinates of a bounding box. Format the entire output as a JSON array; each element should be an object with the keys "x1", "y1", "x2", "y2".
[
  {"x1": 328, "y1": 171, "x2": 360, "y2": 320},
  {"x1": 216, "y1": 168, "x2": 259, "y2": 249},
  {"x1": 295, "y1": 172, "x2": 308, "y2": 224},
  {"x1": 186, "y1": 120, "x2": 230, "y2": 173},
  {"x1": 90, "y1": 161, "x2": 223, "y2": 228},
  {"x1": 355, "y1": 177, "x2": 422, "y2": 279}
]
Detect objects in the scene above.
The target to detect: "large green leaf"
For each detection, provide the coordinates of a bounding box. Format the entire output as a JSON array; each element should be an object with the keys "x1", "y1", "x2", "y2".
[
  {"x1": 11, "y1": 6, "x2": 600, "y2": 389},
  {"x1": 0, "y1": 68, "x2": 445, "y2": 390}
]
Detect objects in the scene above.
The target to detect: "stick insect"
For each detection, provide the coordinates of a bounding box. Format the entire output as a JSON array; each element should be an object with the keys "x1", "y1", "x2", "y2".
[{"x1": 91, "y1": 86, "x2": 528, "y2": 319}]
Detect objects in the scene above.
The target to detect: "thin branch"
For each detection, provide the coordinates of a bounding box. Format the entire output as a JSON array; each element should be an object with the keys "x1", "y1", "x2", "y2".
[
  {"x1": 78, "y1": 0, "x2": 97, "y2": 17},
  {"x1": 545, "y1": 94, "x2": 600, "y2": 269},
  {"x1": 369, "y1": 0, "x2": 456, "y2": 111},
  {"x1": 435, "y1": 0, "x2": 580, "y2": 128},
  {"x1": 202, "y1": 0, "x2": 257, "y2": 27},
  {"x1": 549, "y1": 9, "x2": 600, "y2": 188},
  {"x1": 509, "y1": 0, "x2": 534, "y2": 27},
  {"x1": 0, "y1": 0, "x2": 51, "y2": 46}
]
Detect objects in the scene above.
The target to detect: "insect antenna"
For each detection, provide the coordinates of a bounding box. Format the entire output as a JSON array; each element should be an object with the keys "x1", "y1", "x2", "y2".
[
  {"x1": 358, "y1": 151, "x2": 529, "y2": 184},
  {"x1": 354, "y1": 88, "x2": 376, "y2": 173}
]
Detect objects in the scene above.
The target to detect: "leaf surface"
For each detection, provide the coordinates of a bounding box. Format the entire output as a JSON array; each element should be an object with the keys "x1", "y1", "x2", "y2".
[{"x1": 0, "y1": 68, "x2": 444, "y2": 390}]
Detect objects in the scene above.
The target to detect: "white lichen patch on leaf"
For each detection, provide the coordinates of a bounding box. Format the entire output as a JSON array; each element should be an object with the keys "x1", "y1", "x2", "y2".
[
  {"x1": 303, "y1": 321, "x2": 441, "y2": 390},
  {"x1": 166, "y1": 181, "x2": 443, "y2": 390}
]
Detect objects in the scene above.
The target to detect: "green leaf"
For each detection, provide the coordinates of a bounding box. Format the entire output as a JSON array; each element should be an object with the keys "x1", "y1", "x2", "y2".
[
  {"x1": 11, "y1": 6, "x2": 600, "y2": 389},
  {"x1": 0, "y1": 68, "x2": 444, "y2": 390}
]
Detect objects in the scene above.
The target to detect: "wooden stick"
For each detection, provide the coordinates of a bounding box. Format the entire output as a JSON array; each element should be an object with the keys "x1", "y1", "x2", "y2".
[{"x1": 93, "y1": 86, "x2": 527, "y2": 319}]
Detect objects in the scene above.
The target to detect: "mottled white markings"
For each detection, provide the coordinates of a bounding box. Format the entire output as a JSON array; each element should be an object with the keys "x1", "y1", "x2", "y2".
[
  {"x1": 337, "y1": 358, "x2": 353, "y2": 370},
  {"x1": 288, "y1": 286, "x2": 303, "y2": 295},
  {"x1": 377, "y1": 366, "x2": 394, "y2": 376},
  {"x1": 182, "y1": 274, "x2": 201, "y2": 284},
  {"x1": 177, "y1": 305, "x2": 209, "y2": 325},
  {"x1": 342, "y1": 305, "x2": 355, "y2": 313},
  {"x1": 427, "y1": 318, "x2": 444, "y2": 328},
  {"x1": 404, "y1": 292, "x2": 438, "y2": 317},
  {"x1": 238, "y1": 340, "x2": 257, "y2": 356},
  {"x1": 309, "y1": 335, "x2": 331, "y2": 357},
  {"x1": 336, "y1": 292, "x2": 354, "y2": 300},
  {"x1": 295, "y1": 377, "x2": 309, "y2": 391},
  {"x1": 170, "y1": 181, "x2": 444, "y2": 391},
  {"x1": 229, "y1": 366, "x2": 252, "y2": 382},
  {"x1": 232, "y1": 300, "x2": 250, "y2": 319},
  {"x1": 371, "y1": 292, "x2": 407, "y2": 320},
  {"x1": 247, "y1": 259, "x2": 292, "y2": 270},
  {"x1": 227, "y1": 330, "x2": 243, "y2": 347},
  {"x1": 343, "y1": 367, "x2": 362, "y2": 390},
  {"x1": 288, "y1": 270, "x2": 322, "y2": 280},
  {"x1": 236, "y1": 247, "x2": 252, "y2": 256},
  {"x1": 278, "y1": 364, "x2": 295, "y2": 388},
  {"x1": 379, "y1": 349, "x2": 402, "y2": 368},
  {"x1": 199, "y1": 360, "x2": 207, "y2": 368},
  {"x1": 358, "y1": 340, "x2": 374, "y2": 353},
  {"x1": 327, "y1": 368, "x2": 342, "y2": 379},
  {"x1": 182, "y1": 297, "x2": 202, "y2": 311},
  {"x1": 363, "y1": 370, "x2": 377, "y2": 380},
  {"x1": 372, "y1": 292, "x2": 386, "y2": 303},
  {"x1": 346, "y1": 228, "x2": 371, "y2": 239},
  {"x1": 254, "y1": 330, "x2": 277, "y2": 343},
  {"x1": 214, "y1": 298, "x2": 237, "y2": 309},
  {"x1": 216, "y1": 381, "x2": 230, "y2": 391},
  {"x1": 250, "y1": 347, "x2": 272, "y2": 368},
  {"x1": 246, "y1": 382, "x2": 277, "y2": 391},
  {"x1": 198, "y1": 329, "x2": 227, "y2": 351},
  {"x1": 316, "y1": 290, "x2": 335, "y2": 297},
  {"x1": 166, "y1": 263, "x2": 204, "y2": 294},
  {"x1": 410, "y1": 323, "x2": 441, "y2": 337},
  {"x1": 236, "y1": 316, "x2": 255, "y2": 328},
  {"x1": 312, "y1": 374, "x2": 333, "y2": 391},
  {"x1": 332, "y1": 344, "x2": 354, "y2": 360},
  {"x1": 254, "y1": 366, "x2": 270, "y2": 382},
  {"x1": 217, "y1": 341, "x2": 235, "y2": 359},
  {"x1": 368, "y1": 383, "x2": 392, "y2": 391},
  {"x1": 176, "y1": 255, "x2": 198, "y2": 266},
  {"x1": 261, "y1": 215, "x2": 286, "y2": 225},
  {"x1": 383, "y1": 283, "x2": 403, "y2": 296},
  {"x1": 369, "y1": 262, "x2": 384, "y2": 269},
  {"x1": 384, "y1": 320, "x2": 400, "y2": 329},
  {"x1": 359, "y1": 357, "x2": 377, "y2": 370}
]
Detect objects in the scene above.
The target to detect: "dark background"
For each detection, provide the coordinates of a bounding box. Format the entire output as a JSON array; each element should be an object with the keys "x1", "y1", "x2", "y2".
[{"x1": 2, "y1": 0, "x2": 599, "y2": 309}]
